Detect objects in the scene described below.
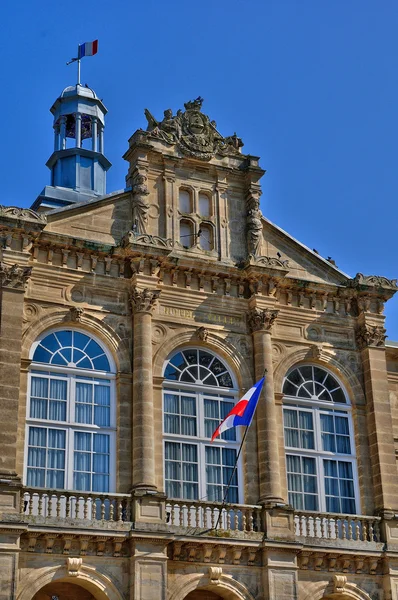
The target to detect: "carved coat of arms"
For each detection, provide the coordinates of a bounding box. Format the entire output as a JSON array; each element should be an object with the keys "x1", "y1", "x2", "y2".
[{"x1": 144, "y1": 97, "x2": 244, "y2": 161}]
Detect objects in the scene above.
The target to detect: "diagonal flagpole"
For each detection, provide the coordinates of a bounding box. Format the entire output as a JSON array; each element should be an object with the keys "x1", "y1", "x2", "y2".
[{"x1": 213, "y1": 368, "x2": 267, "y2": 533}]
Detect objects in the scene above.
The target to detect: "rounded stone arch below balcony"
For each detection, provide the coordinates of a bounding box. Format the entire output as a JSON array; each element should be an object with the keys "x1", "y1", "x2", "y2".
[{"x1": 16, "y1": 562, "x2": 124, "y2": 600}]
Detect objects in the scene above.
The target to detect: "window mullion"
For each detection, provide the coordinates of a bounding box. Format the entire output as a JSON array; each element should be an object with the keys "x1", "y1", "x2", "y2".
[{"x1": 317, "y1": 455, "x2": 326, "y2": 512}]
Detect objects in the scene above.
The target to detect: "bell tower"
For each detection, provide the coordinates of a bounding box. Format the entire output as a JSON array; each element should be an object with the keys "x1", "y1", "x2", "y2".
[{"x1": 32, "y1": 84, "x2": 111, "y2": 212}]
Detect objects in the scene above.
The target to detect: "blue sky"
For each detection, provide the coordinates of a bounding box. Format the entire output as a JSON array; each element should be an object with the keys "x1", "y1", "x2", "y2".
[{"x1": 2, "y1": 0, "x2": 397, "y2": 339}]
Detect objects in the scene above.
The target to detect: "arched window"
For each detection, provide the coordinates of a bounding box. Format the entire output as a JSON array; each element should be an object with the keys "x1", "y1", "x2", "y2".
[
  {"x1": 283, "y1": 365, "x2": 358, "y2": 514},
  {"x1": 198, "y1": 192, "x2": 211, "y2": 217},
  {"x1": 199, "y1": 223, "x2": 214, "y2": 251},
  {"x1": 179, "y1": 189, "x2": 192, "y2": 213},
  {"x1": 180, "y1": 219, "x2": 194, "y2": 248},
  {"x1": 163, "y1": 349, "x2": 240, "y2": 503},
  {"x1": 25, "y1": 329, "x2": 116, "y2": 493}
]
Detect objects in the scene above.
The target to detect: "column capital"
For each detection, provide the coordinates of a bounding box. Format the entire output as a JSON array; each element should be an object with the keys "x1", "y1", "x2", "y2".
[
  {"x1": 131, "y1": 287, "x2": 160, "y2": 314},
  {"x1": 247, "y1": 307, "x2": 279, "y2": 333},
  {"x1": 355, "y1": 323, "x2": 386, "y2": 350},
  {"x1": 0, "y1": 263, "x2": 31, "y2": 290}
]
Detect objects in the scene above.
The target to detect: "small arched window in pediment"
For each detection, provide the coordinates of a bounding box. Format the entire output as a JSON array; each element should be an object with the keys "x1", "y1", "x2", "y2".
[
  {"x1": 179, "y1": 189, "x2": 192, "y2": 213},
  {"x1": 198, "y1": 192, "x2": 211, "y2": 217}
]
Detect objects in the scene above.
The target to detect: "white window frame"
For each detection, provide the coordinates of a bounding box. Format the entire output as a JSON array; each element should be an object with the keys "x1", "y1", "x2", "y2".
[
  {"x1": 24, "y1": 328, "x2": 117, "y2": 493},
  {"x1": 283, "y1": 364, "x2": 360, "y2": 515},
  {"x1": 162, "y1": 350, "x2": 243, "y2": 504}
]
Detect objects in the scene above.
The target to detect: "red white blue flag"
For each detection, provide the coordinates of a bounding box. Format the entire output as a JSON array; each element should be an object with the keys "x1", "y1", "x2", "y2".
[
  {"x1": 211, "y1": 377, "x2": 265, "y2": 442},
  {"x1": 78, "y1": 40, "x2": 98, "y2": 59}
]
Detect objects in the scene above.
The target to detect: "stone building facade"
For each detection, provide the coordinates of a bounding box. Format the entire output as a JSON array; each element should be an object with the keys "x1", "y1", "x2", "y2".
[{"x1": 1, "y1": 86, "x2": 398, "y2": 600}]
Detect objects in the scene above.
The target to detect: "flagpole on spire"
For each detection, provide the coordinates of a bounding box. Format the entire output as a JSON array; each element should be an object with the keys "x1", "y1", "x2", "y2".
[{"x1": 66, "y1": 40, "x2": 98, "y2": 84}]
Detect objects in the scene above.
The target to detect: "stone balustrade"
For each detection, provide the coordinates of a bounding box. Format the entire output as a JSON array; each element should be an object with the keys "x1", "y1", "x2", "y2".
[
  {"x1": 21, "y1": 488, "x2": 132, "y2": 523},
  {"x1": 294, "y1": 511, "x2": 381, "y2": 544},
  {"x1": 165, "y1": 499, "x2": 263, "y2": 534}
]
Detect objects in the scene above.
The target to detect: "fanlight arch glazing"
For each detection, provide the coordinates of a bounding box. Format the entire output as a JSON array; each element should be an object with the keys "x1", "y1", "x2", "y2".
[
  {"x1": 32, "y1": 329, "x2": 112, "y2": 372},
  {"x1": 164, "y1": 348, "x2": 234, "y2": 388},
  {"x1": 283, "y1": 365, "x2": 347, "y2": 404}
]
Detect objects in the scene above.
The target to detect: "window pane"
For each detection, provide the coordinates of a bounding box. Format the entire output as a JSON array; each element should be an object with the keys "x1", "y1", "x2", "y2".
[
  {"x1": 199, "y1": 193, "x2": 210, "y2": 216},
  {"x1": 27, "y1": 468, "x2": 45, "y2": 487},
  {"x1": 31, "y1": 398, "x2": 48, "y2": 419},
  {"x1": 48, "y1": 429, "x2": 65, "y2": 449},
  {"x1": 74, "y1": 472, "x2": 90, "y2": 491},
  {"x1": 76, "y1": 383, "x2": 92, "y2": 403},
  {"x1": 93, "y1": 474, "x2": 109, "y2": 492},
  {"x1": 74, "y1": 451, "x2": 91, "y2": 472},
  {"x1": 181, "y1": 416, "x2": 197, "y2": 436},
  {"x1": 47, "y1": 449, "x2": 65, "y2": 469},
  {"x1": 302, "y1": 457, "x2": 316, "y2": 474},
  {"x1": 93, "y1": 434, "x2": 109, "y2": 453},
  {"x1": 164, "y1": 414, "x2": 179, "y2": 434},
  {"x1": 28, "y1": 426, "x2": 46, "y2": 447},
  {"x1": 49, "y1": 400, "x2": 66, "y2": 421},
  {"x1": 304, "y1": 494, "x2": 318, "y2": 511},
  {"x1": 284, "y1": 409, "x2": 298, "y2": 428},
  {"x1": 164, "y1": 394, "x2": 179, "y2": 414},
  {"x1": 335, "y1": 416, "x2": 349, "y2": 435},
  {"x1": 31, "y1": 377, "x2": 48, "y2": 398},
  {"x1": 341, "y1": 498, "x2": 356, "y2": 514},
  {"x1": 28, "y1": 447, "x2": 46, "y2": 468},
  {"x1": 75, "y1": 432, "x2": 91, "y2": 451},
  {"x1": 50, "y1": 379, "x2": 67, "y2": 400},
  {"x1": 336, "y1": 436, "x2": 351, "y2": 454},
  {"x1": 165, "y1": 442, "x2": 180, "y2": 461},
  {"x1": 320, "y1": 414, "x2": 334, "y2": 433}
]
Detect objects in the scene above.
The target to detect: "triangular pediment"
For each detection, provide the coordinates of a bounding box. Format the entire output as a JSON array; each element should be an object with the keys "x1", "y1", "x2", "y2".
[
  {"x1": 260, "y1": 217, "x2": 350, "y2": 286},
  {"x1": 44, "y1": 190, "x2": 131, "y2": 245}
]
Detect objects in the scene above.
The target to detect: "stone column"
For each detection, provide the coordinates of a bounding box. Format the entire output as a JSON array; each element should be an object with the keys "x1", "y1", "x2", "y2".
[
  {"x1": 356, "y1": 316, "x2": 398, "y2": 511},
  {"x1": 131, "y1": 287, "x2": 160, "y2": 492},
  {"x1": 0, "y1": 262, "x2": 31, "y2": 514},
  {"x1": 75, "y1": 112, "x2": 82, "y2": 148},
  {"x1": 91, "y1": 116, "x2": 98, "y2": 152},
  {"x1": 248, "y1": 306, "x2": 284, "y2": 505}
]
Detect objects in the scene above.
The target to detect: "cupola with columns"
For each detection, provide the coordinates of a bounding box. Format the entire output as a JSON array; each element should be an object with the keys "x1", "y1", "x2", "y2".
[{"x1": 32, "y1": 83, "x2": 111, "y2": 212}]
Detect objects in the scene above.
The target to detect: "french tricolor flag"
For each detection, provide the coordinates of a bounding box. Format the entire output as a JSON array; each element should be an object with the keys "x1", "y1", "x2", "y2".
[
  {"x1": 78, "y1": 40, "x2": 98, "y2": 59},
  {"x1": 211, "y1": 377, "x2": 265, "y2": 442}
]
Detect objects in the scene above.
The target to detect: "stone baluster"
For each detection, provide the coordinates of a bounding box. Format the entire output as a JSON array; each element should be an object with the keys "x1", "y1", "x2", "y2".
[
  {"x1": 131, "y1": 287, "x2": 160, "y2": 491},
  {"x1": 247, "y1": 305, "x2": 284, "y2": 505}
]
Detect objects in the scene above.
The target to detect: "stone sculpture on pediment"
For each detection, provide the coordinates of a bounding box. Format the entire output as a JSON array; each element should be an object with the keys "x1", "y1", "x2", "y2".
[
  {"x1": 131, "y1": 171, "x2": 150, "y2": 234},
  {"x1": 352, "y1": 273, "x2": 398, "y2": 290},
  {"x1": 245, "y1": 192, "x2": 263, "y2": 258},
  {"x1": 143, "y1": 97, "x2": 244, "y2": 161}
]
